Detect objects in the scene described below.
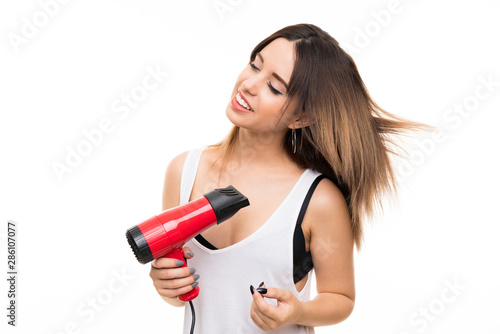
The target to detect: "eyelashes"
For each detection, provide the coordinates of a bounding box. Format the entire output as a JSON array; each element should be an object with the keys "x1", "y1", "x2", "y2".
[
  {"x1": 249, "y1": 62, "x2": 259, "y2": 70},
  {"x1": 267, "y1": 82, "x2": 282, "y2": 96},
  {"x1": 249, "y1": 62, "x2": 283, "y2": 96}
]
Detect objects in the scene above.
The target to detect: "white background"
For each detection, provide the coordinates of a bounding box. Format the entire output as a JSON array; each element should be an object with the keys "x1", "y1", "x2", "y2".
[{"x1": 1, "y1": 0, "x2": 499, "y2": 333}]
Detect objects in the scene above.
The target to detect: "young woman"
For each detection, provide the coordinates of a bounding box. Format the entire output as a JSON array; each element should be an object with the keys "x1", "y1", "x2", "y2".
[{"x1": 149, "y1": 23, "x2": 426, "y2": 333}]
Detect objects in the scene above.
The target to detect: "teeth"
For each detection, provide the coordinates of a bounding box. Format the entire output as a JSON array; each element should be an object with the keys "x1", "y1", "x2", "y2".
[{"x1": 236, "y1": 93, "x2": 252, "y2": 111}]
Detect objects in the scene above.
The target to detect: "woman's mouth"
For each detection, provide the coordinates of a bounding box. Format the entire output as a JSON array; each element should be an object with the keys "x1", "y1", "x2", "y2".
[{"x1": 232, "y1": 92, "x2": 253, "y2": 112}]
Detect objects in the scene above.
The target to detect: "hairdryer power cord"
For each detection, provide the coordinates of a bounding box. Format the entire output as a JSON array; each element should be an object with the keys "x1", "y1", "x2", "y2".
[{"x1": 188, "y1": 300, "x2": 196, "y2": 334}]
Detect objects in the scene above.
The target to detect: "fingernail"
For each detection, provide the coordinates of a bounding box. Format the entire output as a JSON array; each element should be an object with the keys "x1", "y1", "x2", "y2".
[
  {"x1": 256, "y1": 288, "x2": 267, "y2": 294},
  {"x1": 191, "y1": 282, "x2": 199, "y2": 289},
  {"x1": 258, "y1": 281, "x2": 265, "y2": 288},
  {"x1": 186, "y1": 250, "x2": 194, "y2": 257},
  {"x1": 193, "y1": 274, "x2": 200, "y2": 281},
  {"x1": 189, "y1": 268, "x2": 196, "y2": 275},
  {"x1": 250, "y1": 285, "x2": 255, "y2": 295},
  {"x1": 175, "y1": 260, "x2": 184, "y2": 267}
]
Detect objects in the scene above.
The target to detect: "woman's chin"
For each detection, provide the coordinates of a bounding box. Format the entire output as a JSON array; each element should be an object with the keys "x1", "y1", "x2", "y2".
[{"x1": 225, "y1": 103, "x2": 246, "y2": 127}]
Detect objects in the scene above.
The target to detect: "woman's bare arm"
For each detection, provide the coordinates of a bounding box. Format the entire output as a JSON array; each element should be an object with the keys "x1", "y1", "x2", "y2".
[{"x1": 297, "y1": 178, "x2": 355, "y2": 326}]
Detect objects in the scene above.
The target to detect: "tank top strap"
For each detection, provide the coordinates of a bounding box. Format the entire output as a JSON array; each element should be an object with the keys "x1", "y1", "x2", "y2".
[{"x1": 179, "y1": 147, "x2": 205, "y2": 205}]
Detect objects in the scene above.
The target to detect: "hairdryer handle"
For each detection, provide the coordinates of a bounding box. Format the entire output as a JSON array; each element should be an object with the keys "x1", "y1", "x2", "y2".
[{"x1": 167, "y1": 248, "x2": 200, "y2": 302}]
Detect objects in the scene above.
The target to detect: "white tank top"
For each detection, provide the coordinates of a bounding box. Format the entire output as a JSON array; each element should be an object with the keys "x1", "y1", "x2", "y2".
[{"x1": 180, "y1": 147, "x2": 320, "y2": 334}]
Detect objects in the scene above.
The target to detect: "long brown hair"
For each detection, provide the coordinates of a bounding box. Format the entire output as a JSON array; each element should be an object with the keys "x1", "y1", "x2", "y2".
[{"x1": 210, "y1": 24, "x2": 429, "y2": 249}]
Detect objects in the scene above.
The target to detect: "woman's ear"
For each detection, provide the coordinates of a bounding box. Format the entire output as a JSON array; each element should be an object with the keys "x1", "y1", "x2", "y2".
[{"x1": 288, "y1": 111, "x2": 314, "y2": 129}]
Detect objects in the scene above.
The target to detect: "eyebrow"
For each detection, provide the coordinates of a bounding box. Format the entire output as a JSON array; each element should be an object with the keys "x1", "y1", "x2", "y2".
[{"x1": 256, "y1": 52, "x2": 289, "y2": 90}]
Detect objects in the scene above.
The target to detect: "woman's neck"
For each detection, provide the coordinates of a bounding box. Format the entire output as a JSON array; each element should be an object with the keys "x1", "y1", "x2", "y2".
[{"x1": 230, "y1": 127, "x2": 292, "y2": 170}]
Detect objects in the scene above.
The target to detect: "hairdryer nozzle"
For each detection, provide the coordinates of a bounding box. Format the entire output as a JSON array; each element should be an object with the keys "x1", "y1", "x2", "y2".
[
  {"x1": 204, "y1": 185, "x2": 250, "y2": 224},
  {"x1": 126, "y1": 225, "x2": 153, "y2": 264}
]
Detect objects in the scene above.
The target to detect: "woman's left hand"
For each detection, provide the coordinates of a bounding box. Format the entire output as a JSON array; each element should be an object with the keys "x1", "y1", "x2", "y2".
[{"x1": 250, "y1": 284, "x2": 304, "y2": 331}]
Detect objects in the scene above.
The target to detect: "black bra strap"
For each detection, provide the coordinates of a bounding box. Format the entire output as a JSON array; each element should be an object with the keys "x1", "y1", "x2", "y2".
[
  {"x1": 296, "y1": 175, "x2": 326, "y2": 226},
  {"x1": 195, "y1": 233, "x2": 217, "y2": 250},
  {"x1": 293, "y1": 175, "x2": 326, "y2": 283}
]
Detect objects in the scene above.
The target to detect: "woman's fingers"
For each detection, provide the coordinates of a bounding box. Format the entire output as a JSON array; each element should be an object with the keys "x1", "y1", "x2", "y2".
[
  {"x1": 156, "y1": 280, "x2": 199, "y2": 299},
  {"x1": 183, "y1": 246, "x2": 194, "y2": 259},
  {"x1": 149, "y1": 253, "x2": 199, "y2": 299},
  {"x1": 151, "y1": 256, "x2": 184, "y2": 269},
  {"x1": 152, "y1": 270, "x2": 199, "y2": 290}
]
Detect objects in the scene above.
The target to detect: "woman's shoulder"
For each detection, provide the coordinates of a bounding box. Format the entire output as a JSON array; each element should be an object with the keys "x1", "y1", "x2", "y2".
[
  {"x1": 166, "y1": 150, "x2": 190, "y2": 176},
  {"x1": 304, "y1": 175, "x2": 352, "y2": 237},
  {"x1": 165, "y1": 147, "x2": 209, "y2": 175},
  {"x1": 162, "y1": 147, "x2": 215, "y2": 209},
  {"x1": 310, "y1": 176, "x2": 347, "y2": 209}
]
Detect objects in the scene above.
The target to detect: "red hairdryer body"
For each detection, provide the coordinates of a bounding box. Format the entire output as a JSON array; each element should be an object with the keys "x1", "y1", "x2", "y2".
[{"x1": 126, "y1": 185, "x2": 249, "y2": 302}]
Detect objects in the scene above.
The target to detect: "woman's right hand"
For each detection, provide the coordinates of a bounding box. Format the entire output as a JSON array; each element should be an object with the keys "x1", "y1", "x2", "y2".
[{"x1": 149, "y1": 246, "x2": 199, "y2": 300}]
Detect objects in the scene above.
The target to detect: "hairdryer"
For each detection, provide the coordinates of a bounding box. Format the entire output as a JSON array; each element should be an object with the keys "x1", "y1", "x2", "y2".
[{"x1": 126, "y1": 185, "x2": 249, "y2": 302}]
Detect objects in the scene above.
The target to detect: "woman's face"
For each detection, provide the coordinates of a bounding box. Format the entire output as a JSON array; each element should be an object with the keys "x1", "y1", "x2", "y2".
[{"x1": 226, "y1": 37, "x2": 298, "y2": 134}]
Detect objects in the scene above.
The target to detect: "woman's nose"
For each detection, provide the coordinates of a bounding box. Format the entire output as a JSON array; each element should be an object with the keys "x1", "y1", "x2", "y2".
[{"x1": 241, "y1": 75, "x2": 259, "y2": 96}]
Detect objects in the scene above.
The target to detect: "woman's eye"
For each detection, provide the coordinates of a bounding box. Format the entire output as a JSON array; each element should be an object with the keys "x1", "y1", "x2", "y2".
[
  {"x1": 268, "y1": 82, "x2": 283, "y2": 95},
  {"x1": 250, "y1": 62, "x2": 260, "y2": 70},
  {"x1": 249, "y1": 62, "x2": 283, "y2": 95}
]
